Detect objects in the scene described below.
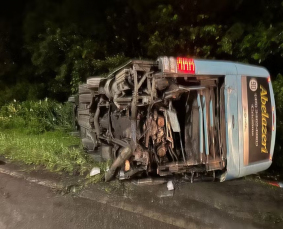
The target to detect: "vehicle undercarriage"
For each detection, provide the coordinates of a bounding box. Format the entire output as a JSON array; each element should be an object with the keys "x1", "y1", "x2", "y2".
[{"x1": 71, "y1": 59, "x2": 227, "y2": 182}]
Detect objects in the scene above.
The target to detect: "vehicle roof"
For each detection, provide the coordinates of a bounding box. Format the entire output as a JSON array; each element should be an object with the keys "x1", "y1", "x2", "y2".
[
  {"x1": 194, "y1": 59, "x2": 270, "y2": 77},
  {"x1": 107, "y1": 58, "x2": 270, "y2": 78}
]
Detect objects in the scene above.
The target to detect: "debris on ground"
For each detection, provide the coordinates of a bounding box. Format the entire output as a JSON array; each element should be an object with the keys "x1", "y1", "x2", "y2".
[
  {"x1": 167, "y1": 180, "x2": 174, "y2": 190},
  {"x1": 90, "y1": 167, "x2": 100, "y2": 177},
  {"x1": 132, "y1": 177, "x2": 166, "y2": 186}
]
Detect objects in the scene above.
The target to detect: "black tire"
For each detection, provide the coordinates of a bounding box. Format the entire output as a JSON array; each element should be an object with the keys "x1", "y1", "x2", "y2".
[
  {"x1": 79, "y1": 84, "x2": 91, "y2": 94},
  {"x1": 79, "y1": 126, "x2": 87, "y2": 138},
  {"x1": 79, "y1": 94, "x2": 92, "y2": 104},
  {"x1": 78, "y1": 103, "x2": 88, "y2": 109}
]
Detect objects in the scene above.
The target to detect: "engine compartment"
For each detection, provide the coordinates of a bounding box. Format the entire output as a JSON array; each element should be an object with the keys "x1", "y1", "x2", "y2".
[{"x1": 74, "y1": 60, "x2": 227, "y2": 182}]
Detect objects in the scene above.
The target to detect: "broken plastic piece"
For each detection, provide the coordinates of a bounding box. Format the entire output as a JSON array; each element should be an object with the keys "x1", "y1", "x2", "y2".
[
  {"x1": 167, "y1": 110, "x2": 180, "y2": 132},
  {"x1": 167, "y1": 180, "x2": 174, "y2": 191},
  {"x1": 90, "y1": 167, "x2": 101, "y2": 176},
  {"x1": 125, "y1": 160, "x2": 130, "y2": 171}
]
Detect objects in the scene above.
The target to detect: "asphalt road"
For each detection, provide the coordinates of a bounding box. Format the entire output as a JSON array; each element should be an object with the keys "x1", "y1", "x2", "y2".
[
  {"x1": 0, "y1": 163, "x2": 283, "y2": 229},
  {"x1": 0, "y1": 173, "x2": 179, "y2": 229}
]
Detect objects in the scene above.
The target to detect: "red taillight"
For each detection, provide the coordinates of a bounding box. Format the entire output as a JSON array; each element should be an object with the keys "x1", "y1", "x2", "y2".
[
  {"x1": 177, "y1": 57, "x2": 195, "y2": 74},
  {"x1": 268, "y1": 76, "x2": 271, "y2": 83}
]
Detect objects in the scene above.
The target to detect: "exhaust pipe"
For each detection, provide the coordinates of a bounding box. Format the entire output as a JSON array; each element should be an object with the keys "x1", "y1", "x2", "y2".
[{"x1": 105, "y1": 147, "x2": 132, "y2": 182}]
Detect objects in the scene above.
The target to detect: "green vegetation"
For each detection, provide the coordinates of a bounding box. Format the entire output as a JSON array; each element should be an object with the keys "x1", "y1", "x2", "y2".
[
  {"x1": 0, "y1": 100, "x2": 95, "y2": 175},
  {"x1": 271, "y1": 75, "x2": 283, "y2": 171},
  {"x1": 0, "y1": 99, "x2": 73, "y2": 134},
  {"x1": 0, "y1": 129, "x2": 92, "y2": 174},
  {"x1": 2, "y1": 1, "x2": 283, "y2": 103}
]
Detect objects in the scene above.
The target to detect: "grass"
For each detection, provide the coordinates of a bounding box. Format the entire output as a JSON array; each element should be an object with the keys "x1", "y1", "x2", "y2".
[
  {"x1": 0, "y1": 99, "x2": 110, "y2": 183},
  {"x1": 0, "y1": 129, "x2": 94, "y2": 175}
]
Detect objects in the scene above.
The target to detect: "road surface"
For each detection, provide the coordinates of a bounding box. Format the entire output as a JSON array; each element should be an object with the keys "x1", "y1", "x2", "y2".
[{"x1": 0, "y1": 162, "x2": 283, "y2": 229}]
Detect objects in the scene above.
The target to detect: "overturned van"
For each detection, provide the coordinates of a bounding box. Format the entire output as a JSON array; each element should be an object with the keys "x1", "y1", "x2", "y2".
[{"x1": 69, "y1": 57, "x2": 276, "y2": 182}]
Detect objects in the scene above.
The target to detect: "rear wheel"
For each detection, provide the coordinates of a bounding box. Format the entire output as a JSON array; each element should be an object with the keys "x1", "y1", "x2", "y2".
[
  {"x1": 79, "y1": 94, "x2": 92, "y2": 104},
  {"x1": 77, "y1": 84, "x2": 97, "y2": 153},
  {"x1": 79, "y1": 84, "x2": 91, "y2": 94}
]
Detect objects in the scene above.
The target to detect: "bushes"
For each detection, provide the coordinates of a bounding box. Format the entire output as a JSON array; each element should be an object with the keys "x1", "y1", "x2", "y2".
[
  {"x1": 0, "y1": 99, "x2": 96, "y2": 174},
  {"x1": 0, "y1": 99, "x2": 73, "y2": 134},
  {"x1": 0, "y1": 130, "x2": 93, "y2": 174},
  {"x1": 270, "y1": 75, "x2": 283, "y2": 171}
]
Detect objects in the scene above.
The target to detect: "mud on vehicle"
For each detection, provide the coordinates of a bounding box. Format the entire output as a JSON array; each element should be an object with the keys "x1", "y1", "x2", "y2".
[{"x1": 69, "y1": 57, "x2": 276, "y2": 182}]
